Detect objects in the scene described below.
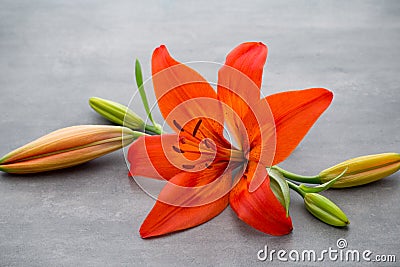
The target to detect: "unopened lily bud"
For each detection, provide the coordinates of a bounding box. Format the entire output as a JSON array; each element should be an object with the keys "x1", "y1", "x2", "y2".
[
  {"x1": 319, "y1": 153, "x2": 400, "y2": 188},
  {"x1": 304, "y1": 193, "x2": 349, "y2": 227},
  {"x1": 0, "y1": 125, "x2": 141, "y2": 174},
  {"x1": 89, "y1": 97, "x2": 145, "y2": 131}
]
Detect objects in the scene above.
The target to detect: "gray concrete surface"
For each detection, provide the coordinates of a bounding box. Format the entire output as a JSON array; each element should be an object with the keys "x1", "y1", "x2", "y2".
[{"x1": 0, "y1": 0, "x2": 399, "y2": 266}]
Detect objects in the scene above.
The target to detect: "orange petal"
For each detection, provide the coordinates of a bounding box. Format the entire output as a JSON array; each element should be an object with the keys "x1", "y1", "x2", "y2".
[
  {"x1": 229, "y1": 161, "x2": 293, "y2": 236},
  {"x1": 243, "y1": 97, "x2": 276, "y2": 166},
  {"x1": 217, "y1": 42, "x2": 268, "y2": 148},
  {"x1": 221, "y1": 42, "x2": 267, "y2": 91},
  {"x1": 139, "y1": 163, "x2": 232, "y2": 238},
  {"x1": 267, "y1": 88, "x2": 333, "y2": 165},
  {"x1": 127, "y1": 134, "x2": 182, "y2": 180},
  {"x1": 152, "y1": 45, "x2": 226, "y2": 145}
]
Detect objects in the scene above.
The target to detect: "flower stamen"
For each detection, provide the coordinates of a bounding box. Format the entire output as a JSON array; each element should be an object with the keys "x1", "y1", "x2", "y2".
[
  {"x1": 172, "y1": 145, "x2": 184, "y2": 153},
  {"x1": 203, "y1": 139, "x2": 212, "y2": 148},
  {"x1": 182, "y1": 164, "x2": 195, "y2": 170},
  {"x1": 192, "y1": 119, "x2": 203, "y2": 137},
  {"x1": 173, "y1": 120, "x2": 184, "y2": 132}
]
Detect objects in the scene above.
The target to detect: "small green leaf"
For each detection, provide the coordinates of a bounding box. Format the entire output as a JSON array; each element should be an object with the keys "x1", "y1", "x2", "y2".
[
  {"x1": 268, "y1": 168, "x2": 290, "y2": 217},
  {"x1": 299, "y1": 168, "x2": 347, "y2": 193},
  {"x1": 135, "y1": 59, "x2": 156, "y2": 126}
]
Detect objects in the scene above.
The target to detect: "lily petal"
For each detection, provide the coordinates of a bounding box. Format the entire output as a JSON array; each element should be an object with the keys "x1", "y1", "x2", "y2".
[
  {"x1": 244, "y1": 97, "x2": 276, "y2": 164},
  {"x1": 229, "y1": 161, "x2": 293, "y2": 236},
  {"x1": 217, "y1": 42, "x2": 268, "y2": 149},
  {"x1": 152, "y1": 45, "x2": 227, "y2": 146},
  {"x1": 127, "y1": 134, "x2": 182, "y2": 180},
  {"x1": 139, "y1": 163, "x2": 231, "y2": 238},
  {"x1": 219, "y1": 42, "x2": 267, "y2": 95},
  {"x1": 267, "y1": 88, "x2": 333, "y2": 165}
]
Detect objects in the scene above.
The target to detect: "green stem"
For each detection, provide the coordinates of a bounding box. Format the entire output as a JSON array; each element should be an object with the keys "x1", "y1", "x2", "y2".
[
  {"x1": 286, "y1": 180, "x2": 306, "y2": 198},
  {"x1": 144, "y1": 124, "x2": 163, "y2": 135},
  {"x1": 272, "y1": 166, "x2": 321, "y2": 184}
]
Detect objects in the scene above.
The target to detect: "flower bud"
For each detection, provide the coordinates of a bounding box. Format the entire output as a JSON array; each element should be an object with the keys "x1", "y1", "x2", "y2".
[
  {"x1": 304, "y1": 193, "x2": 349, "y2": 227},
  {"x1": 89, "y1": 97, "x2": 145, "y2": 131},
  {"x1": 0, "y1": 125, "x2": 141, "y2": 174},
  {"x1": 319, "y1": 153, "x2": 400, "y2": 188}
]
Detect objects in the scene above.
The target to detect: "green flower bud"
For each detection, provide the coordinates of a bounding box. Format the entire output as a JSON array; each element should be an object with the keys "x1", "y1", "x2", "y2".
[
  {"x1": 319, "y1": 153, "x2": 400, "y2": 188},
  {"x1": 304, "y1": 193, "x2": 349, "y2": 227},
  {"x1": 89, "y1": 97, "x2": 145, "y2": 131}
]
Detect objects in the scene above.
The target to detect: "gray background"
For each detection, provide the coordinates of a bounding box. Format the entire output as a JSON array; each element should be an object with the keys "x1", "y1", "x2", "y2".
[{"x1": 0, "y1": 0, "x2": 399, "y2": 266}]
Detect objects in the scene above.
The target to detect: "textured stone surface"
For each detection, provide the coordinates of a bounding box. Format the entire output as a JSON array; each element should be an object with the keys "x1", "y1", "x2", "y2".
[{"x1": 0, "y1": 0, "x2": 399, "y2": 266}]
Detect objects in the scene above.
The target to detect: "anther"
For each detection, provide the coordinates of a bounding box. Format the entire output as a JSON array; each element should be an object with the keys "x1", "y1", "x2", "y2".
[
  {"x1": 173, "y1": 120, "x2": 184, "y2": 132},
  {"x1": 179, "y1": 137, "x2": 186, "y2": 144},
  {"x1": 182, "y1": 164, "x2": 195, "y2": 170},
  {"x1": 172, "y1": 145, "x2": 184, "y2": 153},
  {"x1": 203, "y1": 139, "x2": 211, "y2": 148},
  {"x1": 192, "y1": 119, "x2": 202, "y2": 137}
]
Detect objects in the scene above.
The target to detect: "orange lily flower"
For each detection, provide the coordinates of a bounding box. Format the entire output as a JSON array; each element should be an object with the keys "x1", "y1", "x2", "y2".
[{"x1": 128, "y1": 42, "x2": 333, "y2": 238}]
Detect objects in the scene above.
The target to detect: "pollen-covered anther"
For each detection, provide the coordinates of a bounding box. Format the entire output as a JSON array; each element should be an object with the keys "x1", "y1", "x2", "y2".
[
  {"x1": 203, "y1": 139, "x2": 211, "y2": 148},
  {"x1": 173, "y1": 119, "x2": 184, "y2": 132},
  {"x1": 172, "y1": 145, "x2": 184, "y2": 153},
  {"x1": 182, "y1": 164, "x2": 195, "y2": 170},
  {"x1": 192, "y1": 119, "x2": 203, "y2": 137},
  {"x1": 202, "y1": 138, "x2": 215, "y2": 150}
]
